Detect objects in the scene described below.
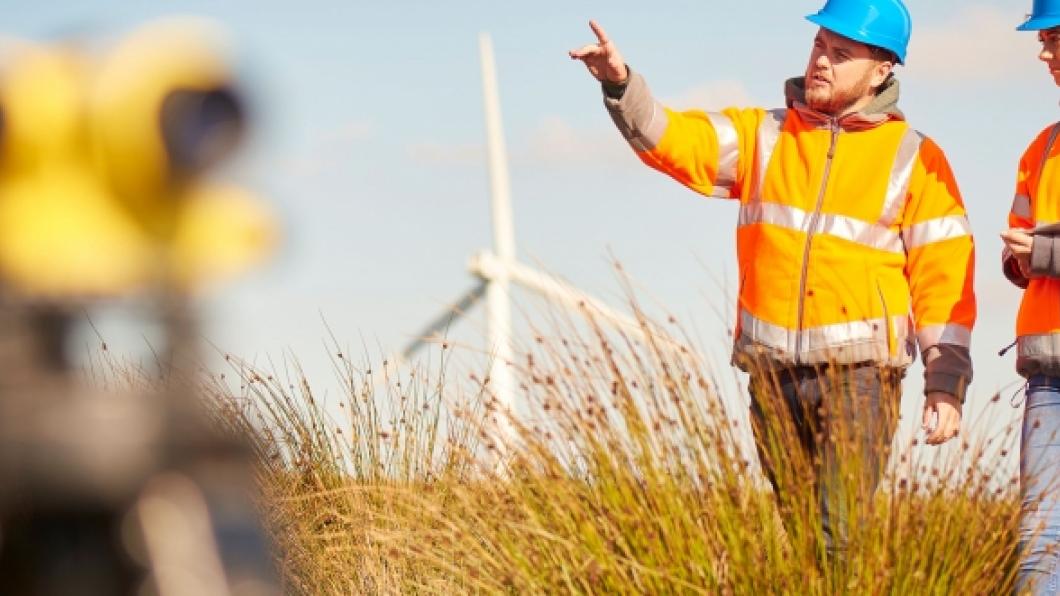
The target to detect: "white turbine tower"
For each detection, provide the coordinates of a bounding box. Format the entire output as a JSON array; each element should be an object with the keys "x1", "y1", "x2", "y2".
[
  {"x1": 399, "y1": 33, "x2": 687, "y2": 427},
  {"x1": 477, "y1": 31, "x2": 515, "y2": 414}
]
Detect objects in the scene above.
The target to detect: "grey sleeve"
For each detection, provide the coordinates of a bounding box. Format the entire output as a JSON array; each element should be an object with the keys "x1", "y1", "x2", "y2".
[
  {"x1": 601, "y1": 66, "x2": 668, "y2": 152},
  {"x1": 923, "y1": 344, "x2": 972, "y2": 403},
  {"x1": 1030, "y1": 234, "x2": 1060, "y2": 278},
  {"x1": 1002, "y1": 247, "x2": 1030, "y2": 289},
  {"x1": 602, "y1": 78, "x2": 628, "y2": 100}
]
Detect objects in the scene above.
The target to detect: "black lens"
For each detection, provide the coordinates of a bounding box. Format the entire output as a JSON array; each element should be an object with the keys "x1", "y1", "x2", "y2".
[{"x1": 160, "y1": 87, "x2": 244, "y2": 175}]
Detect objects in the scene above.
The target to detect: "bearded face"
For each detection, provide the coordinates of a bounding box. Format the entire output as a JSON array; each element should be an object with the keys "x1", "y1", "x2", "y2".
[
  {"x1": 804, "y1": 28, "x2": 892, "y2": 116},
  {"x1": 804, "y1": 65, "x2": 876, "y2": 115}
]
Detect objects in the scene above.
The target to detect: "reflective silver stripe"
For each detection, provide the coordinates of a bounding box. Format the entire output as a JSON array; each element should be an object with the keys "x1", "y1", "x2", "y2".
[
  {"x1": 1011, "y1": 193, "x2": 1033, "y2": 220},
  {"x1": 879, "y1": 129, "x2": 923, "y2": 227},
  {"x1": 739, "y1": 202, "x2": 903, "y2": 253},
  {"x1": 706, "y1": 112, "x2": 739, "y2": 199},
  {"x1": 740, "y1": 309, "x2": 909, "y2": 351},
  {"x1": 753, "y1": 109, "x2": 786, "y2": 201},
  {"x1": 917, "y1": 323, "x2": 972, "y2": 349},
  {"x1": 817, "y1": 211, "x2": 904, "y2": 252},
  {"x1": 901, "y1": 215, "x2": 972, "y2": 250},
  {"x1": 739, "y1": 201, "x2": 806, "y2": 229},
  {"x1": 1019, "y1": 334, "x2": 1059, "y2": 353},
  {"x1": 1017, "y1": 333, "x2": 1060, "y2": 370}
]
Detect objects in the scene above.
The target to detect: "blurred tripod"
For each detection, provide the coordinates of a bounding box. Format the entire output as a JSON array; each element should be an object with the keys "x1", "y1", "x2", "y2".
[{"x1": 0, "y1": 20, "x2": 279, "y2": 595}]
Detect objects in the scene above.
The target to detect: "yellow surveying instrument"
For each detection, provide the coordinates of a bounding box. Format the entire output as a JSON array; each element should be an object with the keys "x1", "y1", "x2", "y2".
[{"x1": 0, "y1": 18, "x2": 278, "y2": 594}]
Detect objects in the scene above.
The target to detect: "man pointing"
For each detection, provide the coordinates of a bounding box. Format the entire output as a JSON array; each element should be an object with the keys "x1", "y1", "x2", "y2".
[{"x1": 570, "y1": 0, "x2": 976, "y2": 560}]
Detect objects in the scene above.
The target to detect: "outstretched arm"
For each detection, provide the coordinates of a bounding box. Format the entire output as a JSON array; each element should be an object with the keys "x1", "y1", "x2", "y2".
[{"x1": 569, "y1": 20, "x2": 756, "y2": 200}]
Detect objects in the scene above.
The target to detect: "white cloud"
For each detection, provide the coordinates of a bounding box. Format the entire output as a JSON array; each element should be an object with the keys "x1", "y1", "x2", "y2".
[
  {"x1": 404, "y1": 80, "x2": 760, "y2": 171},
  {"x1": 406, "y1": 141, "x2": 485, "y2": 166},
  {"x1": 664, "y1": 80, "x2": 758, "y2": 110},
  {"x1": 524, "y1": 115, "x2": 629, "y2": 166},
  {"x1": 401, "y1": 117, "x2": 630, "y2": 169},
  {"x1": 906, "y1": 5, "x2": 1039, "y2": 81},
  {"x1": 522, "y1": 81, "x2": 759, "y2": 167},
  {"x1": 326, "y1": 120, "x2": 376, "y2": 144},
  {"x1": 284, "y1": 119, "x2": 377, "y2": 178}
]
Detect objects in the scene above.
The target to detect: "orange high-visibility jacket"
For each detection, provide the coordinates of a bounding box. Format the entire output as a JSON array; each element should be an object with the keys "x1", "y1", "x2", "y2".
[
  {"x1": 604, "y1": 71, "x2": 976, "y2": 398},
  {"x1": 1005, "y1": 122, "x2": 1060, "y2": 378}
]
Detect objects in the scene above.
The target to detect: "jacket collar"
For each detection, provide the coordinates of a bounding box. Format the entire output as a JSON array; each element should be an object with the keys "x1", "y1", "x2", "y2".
[{"x1": 783, "y1": 76, "x2": 904, "y2": 131}]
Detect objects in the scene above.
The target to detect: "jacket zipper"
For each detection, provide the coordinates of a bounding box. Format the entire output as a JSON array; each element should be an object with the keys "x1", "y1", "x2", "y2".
[{"x1": 794, "y1": 118, "x2": 840, "y2": 361}]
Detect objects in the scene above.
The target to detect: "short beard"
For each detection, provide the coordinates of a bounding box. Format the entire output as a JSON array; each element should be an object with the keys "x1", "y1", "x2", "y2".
[{"x1": 805, "y1": 71, "x2": 875, "y2": 115}]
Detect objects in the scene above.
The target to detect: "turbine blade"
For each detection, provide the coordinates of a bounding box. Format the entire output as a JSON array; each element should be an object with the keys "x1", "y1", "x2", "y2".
[{"x1": 400, "y1": 280, "x2": 488, "y2": 361}]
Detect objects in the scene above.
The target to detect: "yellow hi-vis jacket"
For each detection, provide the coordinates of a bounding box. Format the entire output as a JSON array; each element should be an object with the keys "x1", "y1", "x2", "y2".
[
  {"x1": 604, "y1": 71, "x2": 976, "y2": 399},
  {"x1": 1004, "y1": 122, "x2": 1060, "y2": 378}
]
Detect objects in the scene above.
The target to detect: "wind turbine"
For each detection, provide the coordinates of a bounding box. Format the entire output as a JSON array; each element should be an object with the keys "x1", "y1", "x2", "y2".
[{"x1": 399, "y1": 33, "x2": 685, "y2": 419}]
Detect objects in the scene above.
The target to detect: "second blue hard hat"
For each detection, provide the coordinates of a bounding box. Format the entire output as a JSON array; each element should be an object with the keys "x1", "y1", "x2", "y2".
[
  {"x1": 806, "y1": 0, "x2": 912, "y2": 64},
  {"x1": 1018, "y1": 0, "x2": 1060, "y2": 31}
]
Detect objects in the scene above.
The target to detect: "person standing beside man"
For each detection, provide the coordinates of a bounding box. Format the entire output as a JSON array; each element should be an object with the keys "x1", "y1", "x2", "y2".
[
  {"x1": 1000, "y1": 2, "x2": 1060, "y2": 592},
  {"x1": 569, "y1": 0, "x2": 976, "y2": 561}
]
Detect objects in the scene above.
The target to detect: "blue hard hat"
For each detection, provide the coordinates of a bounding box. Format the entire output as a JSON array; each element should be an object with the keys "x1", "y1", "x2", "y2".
[
  {"x1": 1018, "y1": 0, "x2": 1060, "y2": 31},
  {"x1": 806, "y1": 0, "x2": 912, "y2": 64}
]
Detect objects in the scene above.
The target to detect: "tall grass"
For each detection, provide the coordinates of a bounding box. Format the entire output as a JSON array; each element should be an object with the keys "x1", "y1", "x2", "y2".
[{"x1": 202, "y1": 298, "x2": 1022, "y2": 594}]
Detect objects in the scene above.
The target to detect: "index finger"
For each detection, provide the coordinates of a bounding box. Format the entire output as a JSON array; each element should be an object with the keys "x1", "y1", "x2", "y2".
[
  {"x1": 589, "y1": 20, "x2": 610, "y2": 45},
  {"x1": 1013, "y1": 232, "x2": 1035, "y2": 247},
  {"x1": 1001, "y1": 230, "x2": 1028, "y2": 246}
]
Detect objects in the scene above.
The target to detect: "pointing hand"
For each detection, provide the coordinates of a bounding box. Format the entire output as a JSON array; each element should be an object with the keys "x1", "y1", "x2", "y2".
[{"x1": 568, "y1": 20, "x2": 629, "y2": 84}]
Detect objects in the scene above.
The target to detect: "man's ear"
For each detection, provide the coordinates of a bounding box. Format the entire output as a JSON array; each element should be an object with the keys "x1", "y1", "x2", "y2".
[{"x1": 871, "y1": 60, "x2": 894, "y2": 88}]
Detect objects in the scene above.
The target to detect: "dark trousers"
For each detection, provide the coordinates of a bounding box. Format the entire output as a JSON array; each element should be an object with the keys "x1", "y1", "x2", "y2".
[{"x1": 748, "y1": 364, "x2": 902, "y2": 559}]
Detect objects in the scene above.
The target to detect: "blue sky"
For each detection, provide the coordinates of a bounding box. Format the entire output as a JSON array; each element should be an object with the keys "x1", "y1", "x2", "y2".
[{"x1": 7, "y1": 1, "x2": 1052, "y2": 451}]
